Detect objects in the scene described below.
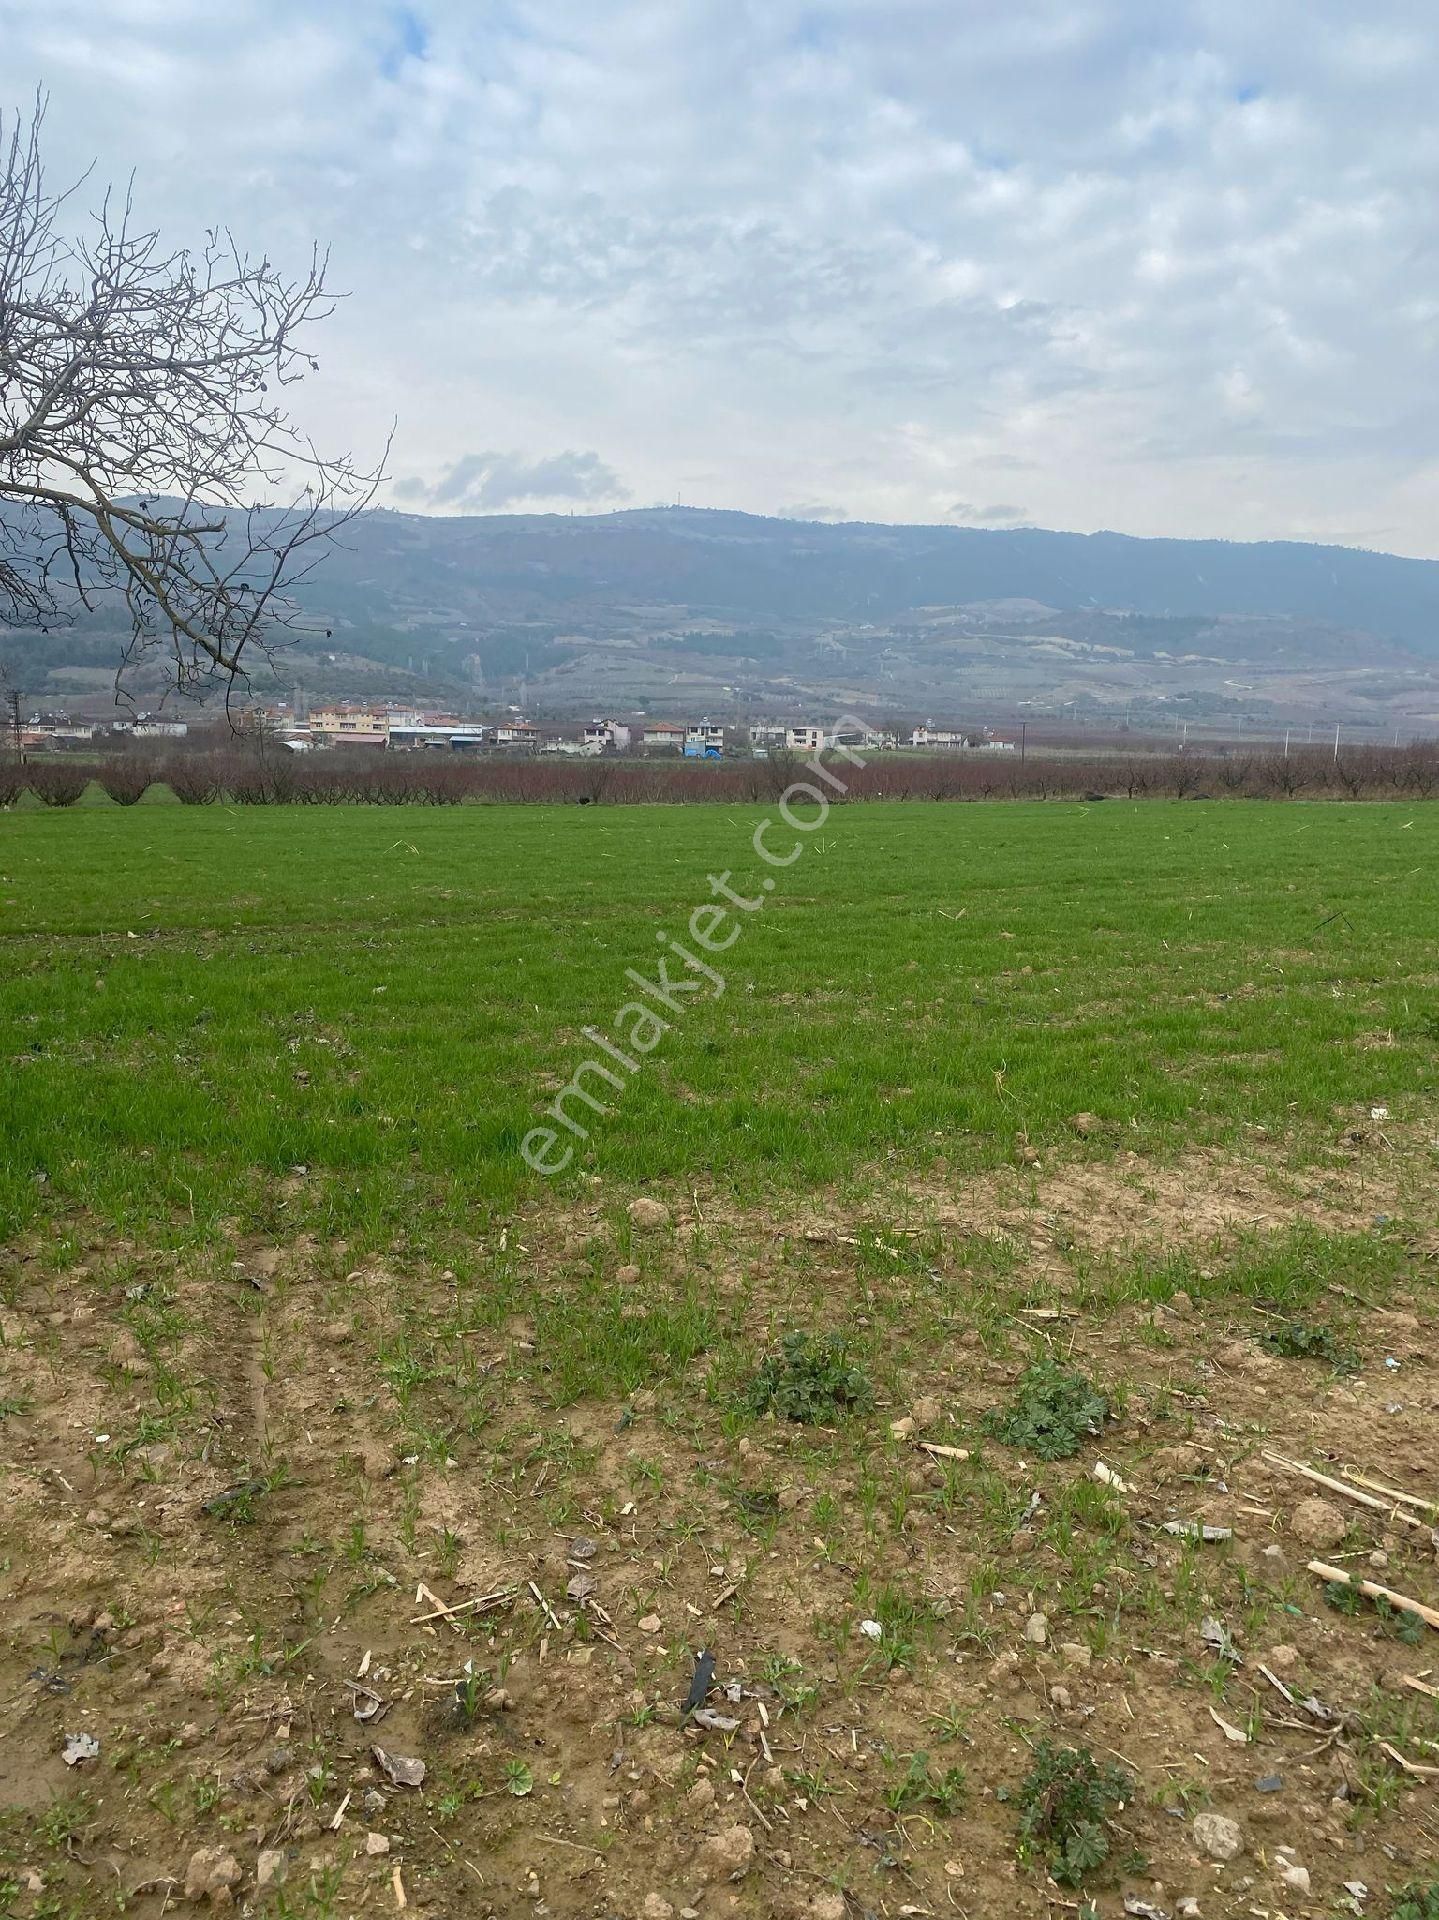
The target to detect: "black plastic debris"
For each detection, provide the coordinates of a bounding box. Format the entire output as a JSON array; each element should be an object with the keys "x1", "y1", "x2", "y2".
[{"x1": 683, "y1": 1648, "x2": 717, "y2": 1715}]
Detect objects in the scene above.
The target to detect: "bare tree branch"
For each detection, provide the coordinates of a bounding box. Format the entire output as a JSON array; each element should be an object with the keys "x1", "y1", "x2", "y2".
[{"x1": 0, "y1": 92, "x2": 387, "y2": 704}]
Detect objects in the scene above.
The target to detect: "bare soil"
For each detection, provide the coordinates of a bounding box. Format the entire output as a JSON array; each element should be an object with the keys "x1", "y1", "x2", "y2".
[{"x1": 3, "y1": 1138, "x2": 1438, "y2": 1919}]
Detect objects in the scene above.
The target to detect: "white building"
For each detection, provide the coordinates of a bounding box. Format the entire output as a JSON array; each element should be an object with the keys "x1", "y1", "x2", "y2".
[{"x1": 910, "y1": 724, "x2": 972, "y2": 749}]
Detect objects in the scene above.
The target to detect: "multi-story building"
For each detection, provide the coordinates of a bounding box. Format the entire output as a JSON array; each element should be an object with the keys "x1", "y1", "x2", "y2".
[{"x1": 309, "y1": 705, "x2": 390, "y2": 746}]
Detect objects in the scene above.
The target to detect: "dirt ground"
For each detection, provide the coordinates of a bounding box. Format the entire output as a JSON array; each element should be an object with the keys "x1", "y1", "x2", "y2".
[{"x1": 3, "y1": 1130, "x2": 1438, "y2": 1919}]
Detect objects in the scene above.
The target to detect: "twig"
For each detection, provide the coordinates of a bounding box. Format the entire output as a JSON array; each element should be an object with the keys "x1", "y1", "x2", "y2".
[
  {"x1": 919, "y1": 1443, "x2": 971, "y2": 1463},
  {"x1": 1307, "y1": 1561, "x2": 1439, "y2": 1631},
  {"x1": 740, "y1": 1761, "x2": 775, "y2": 1833},
  {"x1": 1341, "y1": 1468, "x2": 1439, "y2": 1520},
  {"x1": 1263, "y1": 1452, "x2": 1431, "y2": 1534},
  {"x1": 529, "y1": 1580, "x2": 562, "y2": 1630},
  {"x1": 1400, "y1": 1674, "x2": 1439, "y2": 1701},
  {"x1": 1378, "y1": 1741, "x2": 1439, "y2": 1778},
  {"x1": 409, "y1": 1586, "x2": 517, "y2": 1626}
]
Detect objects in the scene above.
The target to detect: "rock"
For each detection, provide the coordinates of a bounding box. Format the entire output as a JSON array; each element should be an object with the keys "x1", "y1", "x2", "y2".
[
  {"x1": 1169, "y1": 1289, "x2": 1195, "y2": 1317},
  {"x1": 184, "y1": 1847, "x2": 242, "y2": 1904},
  {"x1": 1266, "y1": 1644, "x2": 1299, "y2": 1671},
  {"x1": 696, "y1": 1825, "x2": 754, "y2": 1883},
  {"x1": 627, "y1": 1198, "x2": 671, "y2": 1232},
  {"x1": 889, "y1": 1416, "x2": 915, "y2": 1440},
  {"x1": 642, "y1": 1898, "x2": 675, "y2": 1920},
  {"x1": 911, "y1": 1396, "x2": 943, "y2": 1429},
  {"x1": 808, "y1": 1897, "x2": 847, "y2": 1920},
  {"x1": 1058, "y1": 1641, "x2": 1092, "y2": 1669},
  {"x1": 1070, "y1": 1112, "x2": 1102, "y2": 1135},
  {"x1": 1291, "y1": 1497, "x2": 1347, "y2": 1551},
  {"x1": 1024, "y1": 1613, "x2": 1049, "y2": 1646},
  {"x1": 1050, "y1": 1685, "x2": 1073, "y2": 1710},
  {"x1": 687, "y1": 1778, "x2": 716, "y2": 1811},
  {"x1": 1192, "y1": 1812, "x2": 1244, "y2": 1862},
  {"x1": 638, "y1": 1613, "x2": 662, "y2": 1634},
  {"x1": 777, "y1": 1486, "x2": 801, "y2": 1511},
  {"x1": 1177, "y1": 1900, "x2": 1202, "y2": 1918},
  {"x1": 364, "y1": 1833, "x2": 390, "y2": 1856},
  {"x1": 255, "y1": 1851, "x2": 286, "y2": 1890},
  {"x1": 1277, "y1": 1858, "x2": 1310, "y2": 1895}
]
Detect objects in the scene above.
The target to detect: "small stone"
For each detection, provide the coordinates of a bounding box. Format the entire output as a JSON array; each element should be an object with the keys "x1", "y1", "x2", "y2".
[
  {"x1": 638, "y1": 1613, "x2": 662, "y2": 1634},
  {"x1": 184, "y1": 1847, "x2": 242, "y2": 1905},
  {"x1": 1277, "y1": 1859, "x2": 1310, "y2": 1895},
  {"x1": 807, "y1": 1897, "x2": 847, "y2": 1920},
  {"x1": 1050, "y1": 1685, "x2": 1073, "y2": 1710},
  {"x1": 1291, "y1": 1498, "x2": 1347, "y2": 1551},
  {"x1": 910, "y1": 1396, "x2": 943, "y2": 1429},
  {"x1": 1192, "y1": 1812, "x2": 1243, "y2": 1863},
  {"x1": 1369, "y1": 1550, "x2": 1389, "y2": 1570},
  {"x1": 1169, "y1": 1290, "x2": 1195, "y2": 1317},
  {"x1": 627, "y1": 1198, "x2": 671, "y2": 1232},
  {"x1": 255, "y1": 1851, "x2": 286, "y2": 1890},
  {"x1": 642, "y1": 1898, "x2": 675, "y2": 1920},
  {"x1": 687, "y1": 1778, "x2": 715, "y2": 1811},
  {"x1": 1058, "y1": 1641, "x2": 1092, "y2": 1669},
  {"x1": 1266, "y1": 1644, "x2": 1299, "y2": 1671},
  {"x1": 777, "y1": 1486, "x2": 801, "y2": 1511},
  {"x1": 1024, "y1": 1613, "x2": 1049, "y2": 1646},
  {"x1": 1177, "y1": 1900, "x2": 1202, "y2": 1919},
  {"x1": 696, "y1": 1825, "x2": 754, "y2": 1883},
  {"x1": 364, "y1": 1833, "x2": 390, "y2": 1856},
  {"x1": 1070, "y1": 1112, "x2": 1102, "y2": 1135}
]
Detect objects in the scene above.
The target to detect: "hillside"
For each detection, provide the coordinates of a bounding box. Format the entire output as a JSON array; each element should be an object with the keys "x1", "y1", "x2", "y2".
[{"x1": 6, "y1": 507, "x2": 1439, "y2": 728}]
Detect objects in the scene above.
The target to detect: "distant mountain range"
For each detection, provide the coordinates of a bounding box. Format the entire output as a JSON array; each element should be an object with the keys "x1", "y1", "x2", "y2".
[{"x1": 8, "y1": 506, "x2": 1439, "y2": 730}]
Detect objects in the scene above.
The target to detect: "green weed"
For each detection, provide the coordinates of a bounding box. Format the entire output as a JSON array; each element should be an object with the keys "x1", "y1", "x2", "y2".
[{"x1": 987, "y1": 1360, "x2": 1109, "y2": 1461}]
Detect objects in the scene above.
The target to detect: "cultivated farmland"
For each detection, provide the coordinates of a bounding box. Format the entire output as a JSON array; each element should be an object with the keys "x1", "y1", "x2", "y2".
[{"x1": 2, "y1": 799, "x2": 1438, "y2": 1919}]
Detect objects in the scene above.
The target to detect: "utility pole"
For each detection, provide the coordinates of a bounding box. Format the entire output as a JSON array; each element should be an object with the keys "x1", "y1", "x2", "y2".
[
  {"x1": 4, "y1": 687, "x2": 20, "y2": 760},
  {"x1": 1020, "y1": 719, "x2": 1027, "y2": 763},
  {"x1": 1283, "y1": 728, "x2": 1290, "y2": 759},
  {"x1": 1333, "y1": 722, "x2": 1341, "y2": 763}
]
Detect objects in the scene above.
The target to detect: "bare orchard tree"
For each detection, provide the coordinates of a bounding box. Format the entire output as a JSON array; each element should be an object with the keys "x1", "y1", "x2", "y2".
[{"x1": 0, "y1": 96, "x2": 386, "y2": 703}]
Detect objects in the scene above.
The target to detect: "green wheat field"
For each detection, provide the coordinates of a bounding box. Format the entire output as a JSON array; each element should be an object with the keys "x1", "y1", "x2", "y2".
[{"x1": 4, "y1": 799, "x2": 1436, "y2": 1247}]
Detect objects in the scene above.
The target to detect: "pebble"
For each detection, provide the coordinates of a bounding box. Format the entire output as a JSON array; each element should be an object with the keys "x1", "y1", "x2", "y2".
[
  {"x1": 255, "y1": 1851, "x2": 287, "y2": 1889},
  {"x1": 1192, "y1": 1812, "x2": 1243, "y2": 1863},
  {"x1": 1024, "y1": 1613, "x2": 1049, "y2": 1646}
]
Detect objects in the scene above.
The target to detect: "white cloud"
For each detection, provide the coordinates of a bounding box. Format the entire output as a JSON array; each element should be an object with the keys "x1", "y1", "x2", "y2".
[
  {"x1": 411, "y1": 448, "x2": 628, "y2": 511},
  {"x1": 4, "y1": 0, "x2": 1438, "y2": 551}
]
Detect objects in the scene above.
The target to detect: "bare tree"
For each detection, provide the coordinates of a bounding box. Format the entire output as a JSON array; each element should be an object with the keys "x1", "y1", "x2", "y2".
[{"x1": 1, "y1": 95, "x2": 386, "y2": 704}]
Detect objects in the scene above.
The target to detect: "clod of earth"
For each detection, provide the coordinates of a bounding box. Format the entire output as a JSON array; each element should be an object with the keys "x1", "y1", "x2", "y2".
[
  {"x1": 696, "y1": 1825, "x2": 754, "y2": 1883},
  {"x1": 183, "y1": 1848, "x2": 243, "y2": 1906},
  {"x1": 1290, "y1": 1496, "x2": 1349, "y2": 1549},
  {"x1": 626, "y1": 1197, "x2": 671, "y2": 1232}
]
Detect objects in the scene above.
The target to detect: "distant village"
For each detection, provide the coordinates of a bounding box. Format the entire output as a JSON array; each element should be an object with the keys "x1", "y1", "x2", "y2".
[
  {"x1": 14, "y1": 706, "x2": 1022, "y2": 756},
  {"x1": 14, "y1": 702, "x2": 1018, "y2": 758}
]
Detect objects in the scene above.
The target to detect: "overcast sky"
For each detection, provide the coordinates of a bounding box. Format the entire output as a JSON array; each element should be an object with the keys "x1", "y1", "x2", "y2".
[{"x1": 5, "y1": 0, "x2": 1438, "y2": 554}]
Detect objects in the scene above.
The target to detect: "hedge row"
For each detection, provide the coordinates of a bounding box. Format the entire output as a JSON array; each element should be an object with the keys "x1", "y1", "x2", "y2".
[{"x1": 3, "y1": 742, "x2": 1438, "y2": 807}]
